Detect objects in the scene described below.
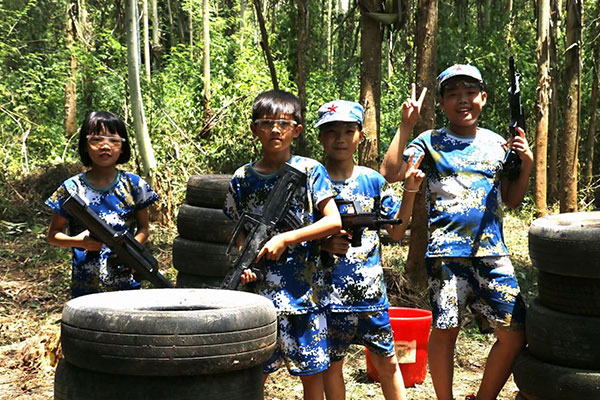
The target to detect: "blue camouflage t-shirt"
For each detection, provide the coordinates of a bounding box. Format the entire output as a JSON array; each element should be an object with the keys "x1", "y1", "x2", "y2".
[
  {"x1": 404, "y1": 127, "x2": 509, "y2": 258},
  {"x1": 45, "y1": 170, "x2": 159, "y2": 297},
  {"x1": 326, "y1": 166, "x2": 401, "y2": 312},
  {"x1": 223, "y1": 155, "x2": 335, "y2": 315}
]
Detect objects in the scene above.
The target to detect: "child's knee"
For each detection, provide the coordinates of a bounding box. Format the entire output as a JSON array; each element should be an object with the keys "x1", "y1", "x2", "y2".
[{"x1": 371, "y1": 354, "x2": 399, "y2": 378}]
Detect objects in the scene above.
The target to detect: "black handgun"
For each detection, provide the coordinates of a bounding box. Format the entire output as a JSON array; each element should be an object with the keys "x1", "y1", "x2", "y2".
[
  {"x1": 503, "y1": 55, "x2": 524, "y2": 180},
  {"x1": 337, "y1": 195, "x2": 402, "y2": 248},
  {"x1": 221, "y1": 164, "x2": 306, "y2": 290},
  {"x1": 62, "y1": 193, "x2": 173, "y2": 288}
]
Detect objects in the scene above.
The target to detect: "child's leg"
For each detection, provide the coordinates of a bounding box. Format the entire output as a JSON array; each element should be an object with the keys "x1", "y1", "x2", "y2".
[
  {"x1": 471, "y1": 256, "x2": 527, "y2": 400},
  {"x1": 368, "y1": 352, "x2": 406, "y2": 400},
  {"x1": 299, "y1": 372, "x2": 325, "y2": 400},
  {"x1": 322, "y1": 359, "x2": 345, "y2": 400},
  {"x1": 428, "y1": 326, "x2": 460, "y2": 400},
  {"x1": 476, "y1": 328, "x2": 525, "y2": 400}
]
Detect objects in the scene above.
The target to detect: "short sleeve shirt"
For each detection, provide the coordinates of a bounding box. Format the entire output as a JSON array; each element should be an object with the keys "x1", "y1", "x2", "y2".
[
  {"x1": 404, "y1": 127, "x2": 508, "y2": 258},
  {"x1": 45, "y1": 170, "x2": 159, "y2": 297},
  {"x1": 223, "y1": 155, "x2": 335, "y2": 315},
  {"x1": 326, "y1": 166, "x2": 401, "y2": 312}
]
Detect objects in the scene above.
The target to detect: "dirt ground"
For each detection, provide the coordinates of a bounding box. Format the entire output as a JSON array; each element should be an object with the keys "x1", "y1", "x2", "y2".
[{"x1": 0, "y1": 214, "x2": 531, "y2": 400}]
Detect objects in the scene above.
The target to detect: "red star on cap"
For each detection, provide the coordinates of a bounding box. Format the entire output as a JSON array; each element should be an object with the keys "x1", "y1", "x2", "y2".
[
  {"x1": 455, "y1": 66, "x2": 462, "y2": 71},
  {"x1": 327, "y1": 104, "x2": 337, "y2": 113}
]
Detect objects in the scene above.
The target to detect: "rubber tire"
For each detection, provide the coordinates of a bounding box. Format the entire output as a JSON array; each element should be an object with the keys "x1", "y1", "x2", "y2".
[
  {"x1": 538, "y1": 270, "x2": 600, "y2": 316},
  {"x1": 172, "y1": 236, "x2": 234, "y2": 276},
  {"x1": 528, "y1": 211, "x2": 600, "y2": 278},
  {"x1": 54, "y1": 359, "x2": 263, "y2": 400},
  {"x1": 513, "y1": 350, "x2": 600, "y2": 400},
  {"x1": 526, "y1": 299, "x2": 600, "y2": 370},
  {"x1": 177, "y1": 204, "x2": 235, "y2": 243},
  {"x1": 185, "y1": 174, "x2": 231, "y2": 209},
  {"x1": 61, "y1": 288, "x2": 276, "y2": 376},
  {"x1": 176, "y1": 272, "x2": 223, "y2": 289}
]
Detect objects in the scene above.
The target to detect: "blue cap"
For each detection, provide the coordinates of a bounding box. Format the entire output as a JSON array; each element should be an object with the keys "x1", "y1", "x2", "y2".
[
  {"x1": 437, "y1": 64, "x2": 484, "y2": 92},
  {"x1": 314, "y1": 100, "x2": 364, "y2": 128}
]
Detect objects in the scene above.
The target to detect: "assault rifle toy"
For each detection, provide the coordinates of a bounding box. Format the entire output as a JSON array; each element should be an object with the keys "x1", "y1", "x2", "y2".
[
  {"x1": 221, "y1": 164, "x2": 306, "y2": 290},
  {"x1": 337, "y1": 195, "x2": 402, "y2": 248},
  {"x1": 62, "y1": 193, "x2": 173, "y2": 288},
  {"x1": 504, "y1": 55, "x2": 525, "y2": 181}
]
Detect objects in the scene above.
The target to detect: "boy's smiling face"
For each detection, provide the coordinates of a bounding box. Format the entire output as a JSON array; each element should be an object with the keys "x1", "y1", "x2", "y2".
[
  {"x1": 439, "y1": 77, "x2": 487, "y2": 136},
  {"x1": 318, "y1": 121, "x2": 363, "y2": 162},
  {"x1": 250, "y1": 113, "x2": 301, "y2": 155}
]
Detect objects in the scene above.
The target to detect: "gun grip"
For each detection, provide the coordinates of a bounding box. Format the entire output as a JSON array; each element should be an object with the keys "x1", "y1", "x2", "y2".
[{"x1": 350, "y1": 231, "x2": 362, "y2": 247}]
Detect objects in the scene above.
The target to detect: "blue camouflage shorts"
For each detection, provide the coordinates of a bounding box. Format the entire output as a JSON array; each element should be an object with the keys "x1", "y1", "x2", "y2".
[
  {"x1": 327, "y1": 310, "x2": 395, "y2": 362},
  {"x1": 426, "y1": 256, "x2": 526, "y2": 331},
  {"x1": 263, "y1": 310, "x2": 329, "y2": 376}
]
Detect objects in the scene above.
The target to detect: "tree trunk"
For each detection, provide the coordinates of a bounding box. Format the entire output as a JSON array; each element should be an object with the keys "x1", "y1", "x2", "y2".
[
  {"x1": 583, "y1": 16, "x2": 599, "y2": 187},
  {"x1": 166, "y1": 0, "x2": 176, "y2": 49},
  {"x1": 240, "y1": 0, "x2": 246, "y2": 48},
  {"x1": 64, "y1": 0, "x2": 78, "y2": 138},
  {"x1": 559, "y1": 0, "x2": 582, "y2": 213},
  {"x1": 203, "y1": 0, "x2": 211, "y2": 105},
  {"x1": 548, "y1": 0, "x2": 561, "y2": 203},
  {"x1": 253, "y1": 0, "x2": 278, "y2": 89},
  {"x1": 327, "y1": 0, "x2": 333, "y2": 69},
  {"x1": 406, "y1": 0, "x2": 438, "y2": 290},
  {"x1": 534, "y1": 0, "x2": 551, "y2": 217},
  {"x1": 142, "y1": 0, "x2": 151, "y2": 81},
  {"x1": 358, "y1": 0, "x2": 382, "y2": 170},
  {"x1": 150, "y1": 0, "x2": 161, "y2": 64},
  {"x1": 189, "y1": 4, "x2": 194, "y2": 58},
  {"x1": 295, "y1": 0, "x2": 308, "y2": 155},
  {"x1": 125, "y1": 0, "x2": 156, "y2": 181}
]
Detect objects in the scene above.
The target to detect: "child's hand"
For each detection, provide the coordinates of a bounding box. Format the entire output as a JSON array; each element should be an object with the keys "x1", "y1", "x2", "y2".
[
  {"x1": 404, "y1": 153, "x2": 425, "y2": 190},
  {"x1": 507, "y1": 127, "x2": 533, "y2": 165},
  {"x1": 401, "y1": 83, "x2": 427, "y2": 130},
  {"x1": 321, "y1": 231, "x2": 351, "y2": 255},
  {"x1": 240, "y1": 268, "x2": 258, "y2": 286},
  {"x1": 255, "y1": 232, "x2": 290, "y2": 262},
  {"x1": 74, "y1": 230, "x2": 103, "y2": 251}
]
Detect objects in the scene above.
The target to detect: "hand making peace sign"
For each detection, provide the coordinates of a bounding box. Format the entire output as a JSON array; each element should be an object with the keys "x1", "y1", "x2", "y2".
[{"x1": 402, "y1": 83, "x2": 428, "y2": 129}]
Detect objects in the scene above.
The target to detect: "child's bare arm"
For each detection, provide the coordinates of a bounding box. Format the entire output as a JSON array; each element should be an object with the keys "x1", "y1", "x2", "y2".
[
  {"x1": 255, "y1": 197, "x2": 342, "y2": 262},
  {"x1": 47, "y1": 212, "x2": 103, "y2": 251},
  {"x1": 386, "y1": 154, "x2": 425, "y2": 240},
  {"x1": 380, "y1": 84, "x2": 427, "y2": 183},
  {"x1": 502, "y1": 128, "x2": 534, "y2": 208},
  {"x1": 133, "y1": 208, "x2": 151, "y2": 244}
]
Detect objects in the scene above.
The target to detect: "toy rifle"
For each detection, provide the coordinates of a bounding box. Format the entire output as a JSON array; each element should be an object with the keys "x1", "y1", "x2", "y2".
[
  {"x1": 62, "y1": 193, "x2": 173, "y2": 288},
  {"x1": 221, "y1": 164, "x2": 306, "y2": 290},
  {"x1": 322, "y1": 195, "x2": 402, "y2": 267},
  {"x1": 503, "y1": 55, "x2": 524, "y2": 180}
]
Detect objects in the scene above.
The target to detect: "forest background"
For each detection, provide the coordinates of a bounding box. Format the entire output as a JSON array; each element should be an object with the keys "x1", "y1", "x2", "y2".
[{"x1": 0, "y1": 0, "x2": 599, "y2": 399}]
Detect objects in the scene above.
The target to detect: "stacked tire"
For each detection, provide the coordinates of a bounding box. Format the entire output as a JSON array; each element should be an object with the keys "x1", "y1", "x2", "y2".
[
  {"x1": 174, "y1": 175, "x2": 234, "y2": 289},
  {"x1": 54, "y1": 288, "x2": 277, "y2": 399},
  {"x1": 513, "y1": 211, "x2": 600, "y2": 400}
]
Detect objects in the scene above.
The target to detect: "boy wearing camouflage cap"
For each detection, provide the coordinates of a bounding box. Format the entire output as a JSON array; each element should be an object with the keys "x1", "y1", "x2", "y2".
[
  {"x1": 316, "y1": 99, "x2": 425, "y2": 400},
  {"x1": 381, "y1": 66, "x2": 533, "y2": 400}
]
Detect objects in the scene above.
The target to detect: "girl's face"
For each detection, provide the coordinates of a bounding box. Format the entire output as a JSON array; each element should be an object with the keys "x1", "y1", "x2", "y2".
[{"x1": 86, "y1": 125, "x2": 124, "y2": 168}]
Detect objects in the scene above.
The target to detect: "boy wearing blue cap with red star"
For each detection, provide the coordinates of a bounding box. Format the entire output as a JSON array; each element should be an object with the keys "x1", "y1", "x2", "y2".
[
  {"x1": 381, "y1": 65, "x2": 533, "y2": 400},
  {"x1": 315, "y1": 99, "x2": 425, "y2": 400}
]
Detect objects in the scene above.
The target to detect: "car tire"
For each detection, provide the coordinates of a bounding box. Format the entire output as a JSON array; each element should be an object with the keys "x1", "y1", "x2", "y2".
[
  {"x1": 172, "y1": 236, "x2": 234, "y2": 277},
  {"x1": 185, "y1": 174, "x2": 231, "y2": 209},
  {"x1": 526, "y1": 299, "x2": 600, "y2": 370},
  {"x1": 513, "y1": 350, "x2": 600, "y2": 400},
  {"x1": 61, "y1": 289, "x2": 276, "y2": 376},
  {"x1": 528, "y1": 211, "x2": 600, "y2": 278},
  {"x1": 54, "y1": 359, "x2": 264, "y2": 400},
  {"x1": 537, "y1": 270, "x2": 600, "y2": 316},
  {"x1": 176, "y1": 204, "x2": 235, "y2": 243}
]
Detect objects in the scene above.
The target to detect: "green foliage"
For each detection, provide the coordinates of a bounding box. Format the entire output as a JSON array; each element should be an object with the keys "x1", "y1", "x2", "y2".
[{"x1": 0, "y1": 0, "x2": 597, "y2": 222}]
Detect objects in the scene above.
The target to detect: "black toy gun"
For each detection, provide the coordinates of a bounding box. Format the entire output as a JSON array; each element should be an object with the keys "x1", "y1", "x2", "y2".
[
  {"x1": 62, "y1": 193, "x2": 173, "y2": 288},
  {"x1": 503, "y1": 55, "x2": 524, "y2": 180},
  {"x1": 221, "y1": 164, "x2": 306, "y2": 290},
  {"x1": 337, "y1": 195, "x2": 402, "y2": 248}
]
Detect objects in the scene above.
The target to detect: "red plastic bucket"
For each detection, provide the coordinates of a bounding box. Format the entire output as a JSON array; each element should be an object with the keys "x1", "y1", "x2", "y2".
[{"x1": 365, "y1": 307, "x2": 432, "y2": 387}]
